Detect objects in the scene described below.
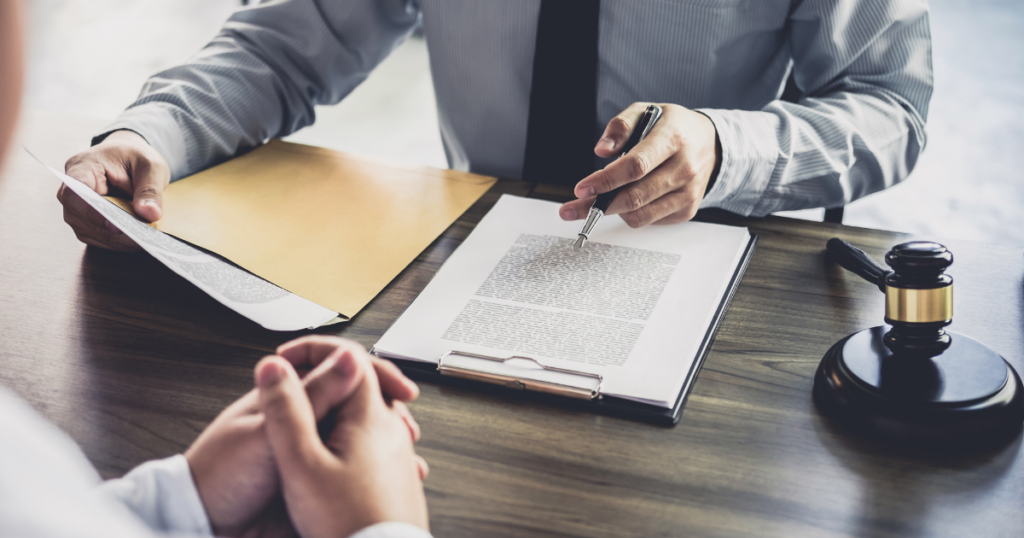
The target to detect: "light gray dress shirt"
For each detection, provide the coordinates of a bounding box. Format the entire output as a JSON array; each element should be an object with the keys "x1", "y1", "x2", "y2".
[{"x1": 100, "y1": 0, "x2": 933, "y2": 217}]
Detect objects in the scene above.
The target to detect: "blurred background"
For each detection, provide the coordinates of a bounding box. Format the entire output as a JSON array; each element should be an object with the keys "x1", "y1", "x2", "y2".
[{"x1": 22, "y1": 0, "x2": 1024, "y2": 247}]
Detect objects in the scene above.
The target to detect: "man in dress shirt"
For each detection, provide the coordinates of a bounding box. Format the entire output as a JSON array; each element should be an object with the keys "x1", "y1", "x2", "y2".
[{"x1": 58, "y1": 0, "x2": 932, "y2": 253}]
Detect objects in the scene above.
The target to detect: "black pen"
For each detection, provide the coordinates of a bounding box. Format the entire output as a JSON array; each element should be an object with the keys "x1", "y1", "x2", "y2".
[{"x1": 572, "y1": 104, "x2": 663, "y2": 251}]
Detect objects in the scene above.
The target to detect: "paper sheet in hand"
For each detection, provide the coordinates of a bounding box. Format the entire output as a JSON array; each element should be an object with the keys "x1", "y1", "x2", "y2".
[
  {"x1": 374, "y1": 195, "x2": 752, "y2": 408},
  {"x1": 135, "y1": 141, "x2": 496, "y2": 320},
  {"x1": 36, "y1": 158, "x2": 337, "y2": 331}
]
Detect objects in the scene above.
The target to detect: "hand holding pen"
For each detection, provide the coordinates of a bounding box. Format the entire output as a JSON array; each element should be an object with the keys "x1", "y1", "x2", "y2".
[{"x1": 562, "y1": 103, "x2": 721, "y2": 249}]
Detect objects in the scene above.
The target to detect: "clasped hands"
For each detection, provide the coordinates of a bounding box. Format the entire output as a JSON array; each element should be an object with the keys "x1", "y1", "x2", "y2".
[{"x1": 184, "y1": 335, "x2": 429, "y2": 538}]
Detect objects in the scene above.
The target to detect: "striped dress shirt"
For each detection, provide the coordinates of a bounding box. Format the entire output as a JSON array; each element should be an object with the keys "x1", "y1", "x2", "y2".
[{"x1": 99, "y1": 0, "x2": 933, "y2": 217}]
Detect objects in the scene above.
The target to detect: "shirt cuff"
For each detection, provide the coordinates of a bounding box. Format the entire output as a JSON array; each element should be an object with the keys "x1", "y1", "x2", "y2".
[
  {"x1": 93, "y1": 103, "x2": 190, "y2": 181},
  {"x1": 349, "y1": 522, "x2": 434, "y2": 538},
  {"x1": 695, "y1": 108, "x2": 780, "y2": 216},
  {"x1": 95, "y1": 454, "x2": 213, "y2": 537}
]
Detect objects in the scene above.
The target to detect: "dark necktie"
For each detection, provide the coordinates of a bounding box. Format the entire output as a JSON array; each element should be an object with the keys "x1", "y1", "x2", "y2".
[{"x1": 521, "y1": 0, "x2": 601, "y2": 186}]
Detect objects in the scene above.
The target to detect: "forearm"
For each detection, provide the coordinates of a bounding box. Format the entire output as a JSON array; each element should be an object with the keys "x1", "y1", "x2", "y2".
[
  {"x1": 698, "y1": 0, "x2": 932, "y2": 217},
  {"x1": 98, "y1": 0, "x2": 420, "y2": 180}
]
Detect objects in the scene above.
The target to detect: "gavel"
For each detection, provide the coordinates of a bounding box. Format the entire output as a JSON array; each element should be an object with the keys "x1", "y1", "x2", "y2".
[{"x1": 813, "y1": 239, "x2": 1024, "y2": 449}]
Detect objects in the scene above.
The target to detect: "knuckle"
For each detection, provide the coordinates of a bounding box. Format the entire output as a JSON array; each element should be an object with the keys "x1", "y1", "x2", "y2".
[
  {"x1": 622, "y1": 211, "x2": 644, "y2": 229},
  {"x1": 635, "y1": 206, "x2": 657, "y2": 227},
  {"x1": 668, "y1": 128, "x2": 686, "y2": 150},
  {"x1": 626, "y1": 154, "x2": 650, "y2": 181},
  {"x1": 626, "y1": 189, "x2": 646, "y2": 212},
  {"x1": 134, "y1": 185, "x2": 162, "y2": 198},
  {"x1": 262, "y1": 391, "x2": 292, "y2": 417},
  {"x1": 610, "y1": 115, "x2": 632, "y2": 134},
  {"x1": 679, "y1": 161, "x2": 699, "y2": 179}
]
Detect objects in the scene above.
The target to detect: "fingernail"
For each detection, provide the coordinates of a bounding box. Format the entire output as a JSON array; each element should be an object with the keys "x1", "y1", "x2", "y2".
[
  {"x1": 258, "y1": 361, "x2": 285, "y2": 387},
  {"x1": 560, "y1": 207, "x2": 576, "y2": 220},
  {"x1": 335, "y1": 351, "x2": 357, "y2": 376},
  {"x1": 577, "y1": 186, "x2": 594, "y2": 198},
  {"x1": 598, "y1": 136, "x2": 616, "y2": 152}
]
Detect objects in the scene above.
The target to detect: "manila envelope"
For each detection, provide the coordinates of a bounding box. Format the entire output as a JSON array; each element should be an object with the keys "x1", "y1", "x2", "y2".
[{"x1": 111, "y1": 140, "x2": 496, "y2": 320}]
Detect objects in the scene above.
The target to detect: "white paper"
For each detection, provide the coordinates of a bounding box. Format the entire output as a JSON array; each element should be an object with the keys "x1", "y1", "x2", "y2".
[
  {"x1": 35, "y1": 153, "x2": 339, "y2": 331},
  {"x1": 374, "y1": 194, "x2": 751, "y2": 407}
]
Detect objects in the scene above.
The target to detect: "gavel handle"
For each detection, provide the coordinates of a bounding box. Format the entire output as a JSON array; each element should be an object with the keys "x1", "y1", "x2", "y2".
[{"x1": 826, "y1": 238, "x2": 890, "y2": 292}]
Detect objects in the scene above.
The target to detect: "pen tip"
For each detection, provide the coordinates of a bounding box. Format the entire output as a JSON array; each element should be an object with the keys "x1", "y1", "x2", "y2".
[{"x1": 572, "y1": 236, "x2": 586, "y2": 251}]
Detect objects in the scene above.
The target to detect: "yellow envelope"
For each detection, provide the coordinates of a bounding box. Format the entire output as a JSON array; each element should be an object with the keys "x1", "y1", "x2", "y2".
[{"x1": 112, "y1": 140, "x2": 496, "y2": 320}]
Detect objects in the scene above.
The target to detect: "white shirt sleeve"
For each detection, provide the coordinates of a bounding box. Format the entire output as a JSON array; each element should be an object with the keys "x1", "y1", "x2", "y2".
[
  {"x1": 350, "y1": 522, "x2": 435, "y2": 538},
  {"x1": 96, "y1": 455, "x2": 213, "y2": 537},
  {"x1": 0, "y1": 388, "x2": 206, "y2": 538}
]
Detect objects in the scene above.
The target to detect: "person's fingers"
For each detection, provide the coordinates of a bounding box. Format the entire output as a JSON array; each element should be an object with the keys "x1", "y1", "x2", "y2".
[
  {"x1": 603, "y1": 156, "x2": 689, "y2": 217},
  {"x1": 278, "y1": 335, "x2": 419, "y2": 402},
  {"x1": 372, "y1": 357, "x2": 419, "y2": 402},
  {"x1": 59, "y1": 182, "x2": 108, "y2": 226},
  {"x1": 560, "y1": 153, "x2": 687, "y2": 222},
  {"x1": 277, "y1": 335, "x2": 355, "y2": 369},
  {"x1": 391, "y1": 400, "x2": 421, "y2": 443},
  {"x1": 557, "y1": 194, "x2": 597, "y2": 221},
  {"x1": 59, "y1": 166, "x2": 144, "y2": 251},
  {"x1": 619, "y1": 189, "x2": 700, "y2": 228},
  {"x1": 574, "y1": 130, "x2": 677, "y2": 200},
  {"x1": 302, "y1": 347, "x2": 366, "y2": 421},
  {"x1": 595, "y1": 102, "x2": 650, "y2": 158},
  {"x1": 64, "y1": 158, "x2": 107, "y2": 194},
  {"x1": 63, "y1": 204, "x2": 141, "y2": 251},
  {"x1": 74, "y1": 230, "x2": 141, "y2": 252},
  {"x1": 256, "y1": 356, "x2": 325, "y2": 477},
  {"x1": 129, "y1": 157, "x2": 167, "y2": 222},
  {"x1": 336, "y1": 351, "x2": 386, "y2": 425},
  {"x1": 415, "y1": 455, "x2": 429, "y2": 481}
]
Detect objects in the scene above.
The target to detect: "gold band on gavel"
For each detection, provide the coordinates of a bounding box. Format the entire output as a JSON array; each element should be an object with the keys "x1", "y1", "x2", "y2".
[{"x1": 884, "y1": 285, "x2": 953, "y2": 323}]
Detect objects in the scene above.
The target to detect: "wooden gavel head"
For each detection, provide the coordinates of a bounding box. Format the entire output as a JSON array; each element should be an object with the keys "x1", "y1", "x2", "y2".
[
  {"x1": 815, "y1": 238, "x2": 1024, "y2": 449},
  {"x1": 882, "y1": 241, "x2": 954, "y2": 356},
  {"x1": 826, "y1": 239, "x2": 955, "y2": 356}
]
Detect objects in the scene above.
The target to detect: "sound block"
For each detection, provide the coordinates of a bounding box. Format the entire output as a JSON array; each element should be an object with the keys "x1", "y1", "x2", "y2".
[{"x1": 814, "y1": 326, "x2": 1024, "y2": 449}]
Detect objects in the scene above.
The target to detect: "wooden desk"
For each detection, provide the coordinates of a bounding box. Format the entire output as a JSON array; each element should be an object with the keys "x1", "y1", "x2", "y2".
[{"x1": 2, "y1": 111, "x2": 1022, "y2": 537}]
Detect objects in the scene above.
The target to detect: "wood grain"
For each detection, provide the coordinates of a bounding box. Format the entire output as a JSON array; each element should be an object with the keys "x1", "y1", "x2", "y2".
[{"x1": 2, "y1": 111, "x2": 1022, "y2": 537}]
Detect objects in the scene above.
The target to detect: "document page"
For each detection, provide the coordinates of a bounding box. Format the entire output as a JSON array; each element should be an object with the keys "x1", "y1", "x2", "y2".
[
  {"x1": 375, "y1": 195, "x2": 751, "y2": 407},
  {"x1": 39, "y1": 159, "x2": 339, "y2": 331}
]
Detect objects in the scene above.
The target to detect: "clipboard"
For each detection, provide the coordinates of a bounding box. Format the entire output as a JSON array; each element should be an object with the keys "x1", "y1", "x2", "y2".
[{"x1": 377, "y1": 233, "x2": 759, "y2": 426}]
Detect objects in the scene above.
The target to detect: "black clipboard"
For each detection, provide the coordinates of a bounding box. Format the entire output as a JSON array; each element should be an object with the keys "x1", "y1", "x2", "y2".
[{"x1": 376, "y1": 233, "x2": 758, "y2": 426}]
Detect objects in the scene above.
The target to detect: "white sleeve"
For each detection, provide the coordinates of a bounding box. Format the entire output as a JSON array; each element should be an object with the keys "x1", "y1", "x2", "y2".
[
  {"x1": 96, "y1": 454, "x2": 213, "y2": 537},
  {"x1": 350, "y1": 522, "x2": 435, "y2": 538},
  {"x1": 0, "y1": 388, "x2": 206, "y2": 538}
]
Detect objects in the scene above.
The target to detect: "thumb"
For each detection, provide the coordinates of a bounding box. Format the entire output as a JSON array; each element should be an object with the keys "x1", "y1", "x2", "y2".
[
  {"x1": 336, "y1": 353, "x2": 387, "y2": 427},
  {"x1": 256, "y1": 357, "x2": 324, "y2": 477},
  {"x1": 130, "y1": 159, "x2": 166, "y2": 222},
  {"x1": 596, "y1": 102, "x2": 650, "y2": 158}
]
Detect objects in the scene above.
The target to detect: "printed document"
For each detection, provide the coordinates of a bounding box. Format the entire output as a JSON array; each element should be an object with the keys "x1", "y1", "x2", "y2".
[
  {"x1": 374, "y1": 195, "x2": 752, "y2": 407},
  {"x1": 39, "y1": 160, "x2": 339, "y2": 331}
]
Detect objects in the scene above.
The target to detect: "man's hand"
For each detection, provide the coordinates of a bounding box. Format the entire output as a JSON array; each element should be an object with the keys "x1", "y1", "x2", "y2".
[
  {"x1": 559, "y1": 102, "x2": 721, "y2": 228},
  {"x1": 185, "y1": 336, "x2": 422, "y2": 538},
  {"x1": 257, "y1": 341, "x2": 430, "y2": 538},
  {"x1": 57, "y1": 130, "x2": 170, "y2": 251}
]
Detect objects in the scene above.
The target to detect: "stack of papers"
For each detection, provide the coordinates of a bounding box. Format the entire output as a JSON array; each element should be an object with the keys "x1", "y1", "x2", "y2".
[{"x1": 374, "y1": 195, "x2": 753, "y2": 408}]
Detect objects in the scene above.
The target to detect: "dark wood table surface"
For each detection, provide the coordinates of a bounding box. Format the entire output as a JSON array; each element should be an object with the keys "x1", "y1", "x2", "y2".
[{"x1": 3, "y1": 111, "x2": 1023, "y2": 538}]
